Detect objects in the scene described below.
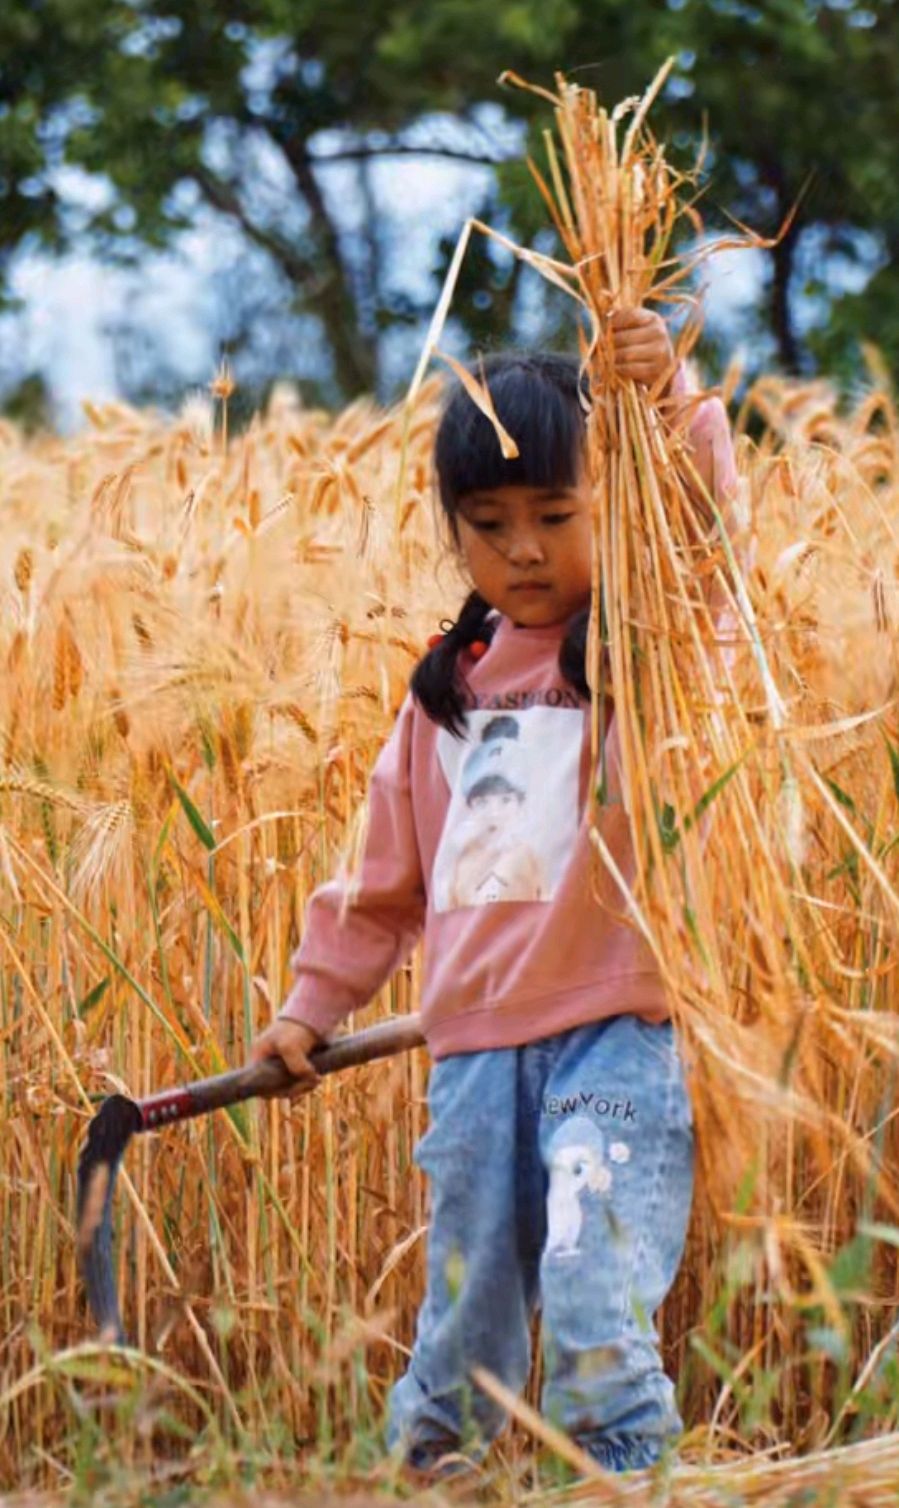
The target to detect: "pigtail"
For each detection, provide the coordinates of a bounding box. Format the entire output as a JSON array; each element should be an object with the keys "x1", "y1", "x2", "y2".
[
  {"x1": 412, "y1": 593, "x2": 591, "y2": 737},
  {"x1": 558, "y1": 607, "x2": 591, "y2": 702},
  {"x1": 410, "y1": 589, "x2": 498, "y2": 739}
]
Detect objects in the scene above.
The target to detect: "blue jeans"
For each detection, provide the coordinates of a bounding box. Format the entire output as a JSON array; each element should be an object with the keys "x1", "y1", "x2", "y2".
[{"x1": 384, "y1": 1014, "x2": 694, "y2": 1474}]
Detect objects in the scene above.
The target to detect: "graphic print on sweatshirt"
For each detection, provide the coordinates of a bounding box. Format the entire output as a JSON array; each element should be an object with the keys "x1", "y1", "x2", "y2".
[{"x1": 432, "y1": 705, "x2": 584, "y2": 913}]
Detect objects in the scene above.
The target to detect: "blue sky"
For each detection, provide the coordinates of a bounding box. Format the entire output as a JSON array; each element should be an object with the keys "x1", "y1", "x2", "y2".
[{"x1": 3, "y1": 138, "x2": 773, "y2": 432}]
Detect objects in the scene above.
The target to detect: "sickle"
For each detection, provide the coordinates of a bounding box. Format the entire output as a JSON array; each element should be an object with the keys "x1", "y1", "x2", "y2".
[{"x1": 76, "y1": 1014, "x2": 425, "y2": 1342}]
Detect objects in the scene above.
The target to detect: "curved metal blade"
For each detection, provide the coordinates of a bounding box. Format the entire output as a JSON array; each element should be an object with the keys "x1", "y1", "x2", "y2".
[{"x1": 76, "y1": 1095, "x2": 143, "y2": 1343}]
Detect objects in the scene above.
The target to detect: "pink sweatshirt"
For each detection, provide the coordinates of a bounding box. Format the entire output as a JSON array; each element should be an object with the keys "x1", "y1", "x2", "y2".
[{"x1": 279, "y1": 384, "x2": 742, "y2": 1059}]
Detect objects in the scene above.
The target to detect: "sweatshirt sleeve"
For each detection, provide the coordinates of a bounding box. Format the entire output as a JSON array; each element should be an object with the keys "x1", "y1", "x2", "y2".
[
  {"x1": 671, "y1": 360, "x2": 753, "y2": 589},
  {"x1": 277, "y1": 691, "x2": 427, "y2": 1039}
]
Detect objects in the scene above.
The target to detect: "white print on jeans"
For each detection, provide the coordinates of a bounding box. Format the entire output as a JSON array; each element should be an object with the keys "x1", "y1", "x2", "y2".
[{"x1": 545, "y1": 1118, "x2": 632, "y2": 1258}]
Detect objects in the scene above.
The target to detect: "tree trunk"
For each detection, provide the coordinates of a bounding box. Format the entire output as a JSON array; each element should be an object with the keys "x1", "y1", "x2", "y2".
[
  {"x1": 197, "y1": 143, "x2": 379, "y2": 399},
  {"x1": 286, "y1": 148, "x2": 378, "y2": 400},
  {"x1": 760, "y1": 154, "x2": 804, "y2": 377},
  {"x1": 771, "y1": 216, "x2": 801, "y2": 374}
]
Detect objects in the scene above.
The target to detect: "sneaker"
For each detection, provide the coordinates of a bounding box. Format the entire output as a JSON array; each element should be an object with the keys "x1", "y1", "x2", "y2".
[
  {"x1": 401, "y1": 1443, "x2": 491, "y2": 1495},
  {"x1": 576, "y1": 1429, "x2": 667, "y2": 1473}
]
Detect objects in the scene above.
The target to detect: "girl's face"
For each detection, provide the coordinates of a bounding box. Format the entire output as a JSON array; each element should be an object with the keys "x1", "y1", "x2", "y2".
[
  {"x1": 469, "y1": 788, "x2": 521, "y2": 831},
  {"x1": 454, "y1": 471, "x2": 594, "y2": 627}
]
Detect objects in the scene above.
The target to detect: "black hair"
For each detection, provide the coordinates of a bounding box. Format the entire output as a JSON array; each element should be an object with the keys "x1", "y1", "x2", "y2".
[
  {"x1": 465, "y1": 714, "x2": 525, "y2": 802},
  {"x1": 410, "y1": 351, "x2": 592, "y2": 738},
  {"x1": 482, "y1": 714, "x2": 519, "y2": 742},
  {"x1": 467, "y1": 775, "x2": 524, "y2": 803}
]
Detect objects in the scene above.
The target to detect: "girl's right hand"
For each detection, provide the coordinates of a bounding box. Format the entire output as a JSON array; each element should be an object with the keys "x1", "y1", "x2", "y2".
[{"x1": 249, "y1": 1018, "x2": 323, "y2": 1101}]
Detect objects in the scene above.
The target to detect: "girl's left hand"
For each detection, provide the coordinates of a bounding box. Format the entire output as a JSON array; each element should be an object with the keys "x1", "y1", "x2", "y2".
[{"x1": 609, "y1": 307, "x2": 676, "y2": 391}]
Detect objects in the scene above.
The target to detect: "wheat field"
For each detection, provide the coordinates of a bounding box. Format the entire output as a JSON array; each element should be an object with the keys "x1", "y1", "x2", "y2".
[{"x1": 3, "y1": 356, "x2": 899, "y2": 1504}]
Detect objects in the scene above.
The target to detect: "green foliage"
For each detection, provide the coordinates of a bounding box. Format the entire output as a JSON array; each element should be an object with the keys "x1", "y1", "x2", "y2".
[
  {"x1": 1, "y1": 0, "x2": 897, "y2": 403},
  {"x1": 1, "y1": 371, "x2": 53, "y2": 432},
  {"x1": 166, "y1": 765, "x2": 216, "y2": 852},
  {"x1": 688, "y1": 1221, "x2": 899, "y2": 1454}
]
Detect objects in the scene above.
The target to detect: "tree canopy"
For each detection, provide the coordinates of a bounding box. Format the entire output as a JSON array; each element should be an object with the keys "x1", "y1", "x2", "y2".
[{"x1": 1, "y1": 0, "x2": 897, "y2": 406}]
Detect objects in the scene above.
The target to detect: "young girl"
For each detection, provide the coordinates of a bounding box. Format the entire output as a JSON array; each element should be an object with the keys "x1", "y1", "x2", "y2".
[{"x1": 249, "y1": 309, "x2": 742, "y2": 1479}]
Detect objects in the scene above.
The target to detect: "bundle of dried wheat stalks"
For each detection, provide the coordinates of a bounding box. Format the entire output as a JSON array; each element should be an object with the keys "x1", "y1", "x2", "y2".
[
  {"x1": 402, "y1": 58, "x2": 899, "y2": 1288},
  {"x1": 543, "y1": 64, "x2": 899, "y2": 1276}
]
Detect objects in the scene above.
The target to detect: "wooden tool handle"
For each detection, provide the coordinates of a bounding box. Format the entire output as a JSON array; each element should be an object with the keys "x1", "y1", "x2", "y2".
[{"x1": 137, "y1": 1013, "x2": 426, "y2": 1129}]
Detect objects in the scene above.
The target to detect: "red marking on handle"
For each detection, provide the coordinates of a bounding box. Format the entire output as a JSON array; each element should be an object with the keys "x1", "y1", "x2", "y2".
[{"x1": 138, "y1": 1086, "x2": 194, "y2": 1130}]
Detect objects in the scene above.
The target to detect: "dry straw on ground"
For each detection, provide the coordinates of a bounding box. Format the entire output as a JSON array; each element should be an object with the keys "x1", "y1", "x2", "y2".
[{"x1": 2, "y1": 62, "x2": 899, "y2": 1504}]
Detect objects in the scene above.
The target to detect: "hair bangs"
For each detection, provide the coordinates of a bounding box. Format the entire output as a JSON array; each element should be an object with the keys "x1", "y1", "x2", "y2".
[{"x1": 435, "y1": 353, "x2": 588, "y2": 515}]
